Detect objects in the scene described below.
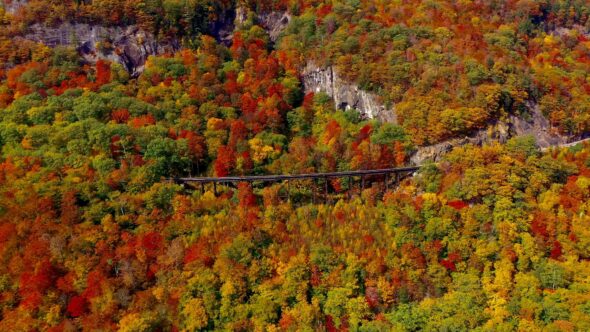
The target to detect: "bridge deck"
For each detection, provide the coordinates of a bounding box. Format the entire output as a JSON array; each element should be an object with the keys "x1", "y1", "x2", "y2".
[{"x1": 173, "y1": 166, "x2": 420, "y2": 184}]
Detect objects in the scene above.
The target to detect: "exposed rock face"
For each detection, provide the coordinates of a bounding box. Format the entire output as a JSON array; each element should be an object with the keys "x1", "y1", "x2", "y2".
[
  {"x1": 302, "y1": 63, "x2": 397, "y2": 123},
  {"x1": 257, "y1": 11, "x2": 291, "y2": 42},
  {"x1": 235, "y1": 6, "x2": 248, "y2": 26},
  {"x1": 216, "y1": 6, "x2": 289, "y2": 44},
  {"x1": 509, "y1": 102, "x2": 568, "y2": 147},
  {"x1": 552, "y1": 25, "x2": 590, "y2": 38},
  {"x1": 2, "y1": 0, "x2": 27, "y2": 14},
  {"x1": 209, "y1": 8, "x2": 237, "y2": 46},
  {"x1": 303, "y1": 62, "x2": 576, "y2": 164},
  {"x1": 542, "y1": 137, "x2": 590, "y2": 151},
  {"x1": 410, "y1": 122, "x2": 511, "y2": 165},
  {"x1": 7, "y1": 3, "x2": 286, "y2": 74},
  {"x1": 19, "y1": 23, "x2": 178, "y2": 76},
  {"x1": 302, "y1": 59, "x2": 575, "y2": 164},
  {"x1": 411, "y1": 103, "x2": 572, "y2": 165}
]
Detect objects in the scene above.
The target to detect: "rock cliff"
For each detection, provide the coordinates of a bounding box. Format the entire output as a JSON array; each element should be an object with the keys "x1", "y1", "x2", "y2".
[
  {"x1": 508, "y1": 102, "x2": 568, "y2": 147},
  {"x1": 19, "y1": 23, "x2": 178, "y2": 76},
  {"x1": 302, "y1": 62, "x2": 397, "y2": 123},
  {"x1": 258, "y1": 10, "x2": 291, "y2": 42},
  {"x1": 410, "y1": 123, "x2": 511, "y2": 165},
  {"x1": 209, "y1": 8, "x2": 238, "y2": 45},
  {"x1": 411, "y1": 103, "x2": 572, "y2": 165},
  {"x1": 2, "y1": 0, "x2": 27, "y2": 14},
  {"x1": 301, "y1": 63, "x2": 573, "y2": 164},
  {"x1": 5, "y1": 2, "x2": 580, "y2": 165},
  {"x1": 301, "y1": 63, "x2": 577, "y2": 164},
  {"x1": 227, "y1": 6, "x2": 290, "y2": 43},
  {"x1": 6, "y1": 2, "x2": 289, "y2": 75}
]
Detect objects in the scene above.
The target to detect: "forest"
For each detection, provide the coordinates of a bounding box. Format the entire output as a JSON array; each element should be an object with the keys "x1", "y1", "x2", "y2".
[{"x1": 0, "y1": 0, "x2": 589, "y2": 330}]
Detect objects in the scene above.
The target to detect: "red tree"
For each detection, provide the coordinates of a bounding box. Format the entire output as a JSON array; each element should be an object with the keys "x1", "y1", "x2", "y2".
[
  {"x1": 214, "y1": 146, "x2": 235, "y2": 177},
  {"x1": 95, "y1": 60, "x2": 111, "y2": 86},
  {"x1": 67, "y1": 295, "x2": 88, "y2": 317}
]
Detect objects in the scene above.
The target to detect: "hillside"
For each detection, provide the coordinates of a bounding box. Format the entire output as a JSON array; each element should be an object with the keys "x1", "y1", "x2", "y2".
[{"x1": 0, "y1": 0, "x2": 589, "y2": 330}]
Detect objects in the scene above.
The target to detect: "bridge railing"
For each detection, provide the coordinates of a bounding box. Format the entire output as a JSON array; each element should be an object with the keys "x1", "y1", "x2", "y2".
[
  {"x1": 172, "y1": 166, "x2": 420, "y2": 203},
  {"x1": 173, "y1": 166, "x2": 420, "y2": 184}
]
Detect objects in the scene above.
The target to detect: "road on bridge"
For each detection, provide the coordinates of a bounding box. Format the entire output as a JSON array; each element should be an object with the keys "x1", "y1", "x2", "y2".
[{"x1": 172, "y1": 166, "x2": 421, "y2": 203}]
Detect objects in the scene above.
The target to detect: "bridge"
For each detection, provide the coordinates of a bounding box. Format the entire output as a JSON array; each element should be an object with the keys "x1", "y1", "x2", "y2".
[{"x1": 173, "y1": 166, "x2": 420, "y2": 203}]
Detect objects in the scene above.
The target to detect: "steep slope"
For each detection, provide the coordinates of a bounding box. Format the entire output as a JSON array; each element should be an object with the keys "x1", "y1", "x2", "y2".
[
  {"x1": 2, "y1": 0, "x2": 27, "y2": 14},
  {"x1": 0, "y1": 0, "x2": 233, "y2": 73},
  {"x1": 1, "y1": 1, "x2": 590, "y2": 331},
  {"x1": 411, "y1": 103, "x2": 573, "y2": 164},
  {"x1": 3, "y1": 0, "x2": 587, "y2": 165},
  {"x1": 276, "y1": 1, "x2": 590, "y2": 151},
  {"x1": 302, "y1": 62, "x2": 397, "y2": 122},
  {"x1": 20, "y1": 23, "x2": 178, "y2": 76},
  {"x1": 300, "y1": 60, "x2": 573, "y2": 164}
]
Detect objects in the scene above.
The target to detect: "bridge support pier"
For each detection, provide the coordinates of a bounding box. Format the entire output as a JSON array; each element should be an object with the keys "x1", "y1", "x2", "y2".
[
  {"x1": 361, "y1": 175, "x2": 365, "y2": 191},
  {"x1": 312, "y1": 179, "x2": 316, "y2": 204},
  {"x1": 324, "y1": 177, "x2": 328, "y2": 204},
  {"x1": 174, "y1": 166, "x2": 420, "y2": 202},
  {"x1": 286, "y1": 180, "x2": 290, "y2": 202},
  {"x1": 348, "y1": 176, "x2": 352, "y2": 200}
]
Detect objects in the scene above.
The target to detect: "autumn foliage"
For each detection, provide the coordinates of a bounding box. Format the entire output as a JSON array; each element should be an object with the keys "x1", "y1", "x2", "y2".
[{"x1": 0, "y1": 0, "x2": 589, "y2": 330}]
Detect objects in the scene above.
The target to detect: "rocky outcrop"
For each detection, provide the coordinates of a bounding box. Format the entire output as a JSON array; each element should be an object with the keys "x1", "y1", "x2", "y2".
[
  {"x1": 410, "y1": 122, "x2": 511, "y2": 165},
  {"x1": 411, "y1": 103, "x2": 573, "y2": 165},
  {"x1": 302, "y1": 63, "x2": 397, "y2": 122},
  {"x1": 258, "y1": 11, "x2": 291, "y2": 42},
  {"x1": 2, "y1": 0, "x2": 27, "y2": 14},
  {"x1": 19, "y1": 23, "x2": 178, "y2": 76},
  {"x1": 234, "y1": 6, "x2": 249, "y2": 29},
  {"x1": 509, "y1": 102, "x2": 568, "y2": 147},
  {"x1": 541, "y1": 137, "x2": 590, "y2": 151},
  {"x1": 302, "y1": 62, "x2": 577, "y2": 164},
  {"x1": 7, "y1": 2, "x2": 288, "y2": 74},
  {"x1": 228, "y1": 6, "x2": 290, "y2": 43},
  {"x1": 552, "y1": 25, "x2": 589, "y2": 38},
  {"x1": 209, "y1": 8, "x2": 238, "y2": 46}
]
